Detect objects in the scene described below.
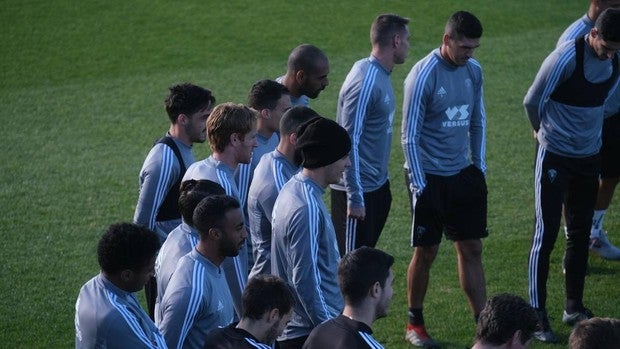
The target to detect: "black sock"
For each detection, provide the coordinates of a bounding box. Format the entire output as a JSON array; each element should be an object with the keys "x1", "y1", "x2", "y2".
[{"x1": 408, "y1": 308, "x2": 424, "y2": 325}]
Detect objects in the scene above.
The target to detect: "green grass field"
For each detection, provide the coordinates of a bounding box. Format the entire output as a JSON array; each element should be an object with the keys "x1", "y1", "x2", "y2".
[{"x1": 1, "y1": 1, "x2": 619, "y2": 348}]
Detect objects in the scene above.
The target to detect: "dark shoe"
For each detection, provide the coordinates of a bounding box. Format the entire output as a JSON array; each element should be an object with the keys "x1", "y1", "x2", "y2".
[{"x1": 533, "y1": 309, "x2": 557, "y2": 343}]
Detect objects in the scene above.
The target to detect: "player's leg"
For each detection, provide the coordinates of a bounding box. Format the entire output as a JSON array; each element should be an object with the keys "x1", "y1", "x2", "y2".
[
  {"x1": 448, "y1": 164, "x2": 488, "y2": 320},
  {"x1": 528, "y1": 148, "x2": 567, "y2": 343},
  {"x1": 356, "y1": 180, "x2": 392, "y2": 249},
  {"x1": 563, "y1": 155, "x2": 598, "y2": 324},
  {"x1": 404, "y1": 170, "x2": 441, "y2": 347},
  {"x1": 590, "y1": 114, "x2": 620, "y2": 259}
]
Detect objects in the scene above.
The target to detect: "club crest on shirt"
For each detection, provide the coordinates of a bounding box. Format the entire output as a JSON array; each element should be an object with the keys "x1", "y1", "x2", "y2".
[{"x1": 547, "y1": 169, "x2": 558, "y2": 183}]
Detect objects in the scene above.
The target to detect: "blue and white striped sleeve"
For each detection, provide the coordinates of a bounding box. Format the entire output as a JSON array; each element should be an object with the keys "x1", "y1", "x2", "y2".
[
  {"x1": 134, "y1": 144, "x2": 178, "y2": 230},
  {"x1": 469, "y1": 60, "x2": 487, "y2": 174},
  {"x1": 158, "y1": 264, "x2": 203, "y2": 349},
  {"x1": 402, "y1": 61, "x2": 434, "y2": 194},
  {"x1": 339, "y1": 63, "x2": 378, "y2": 208},
  {"x1": 523, "y1": 43, "x2": 576, "y2": 131},
  {"x1": 104, "y1": 292, "x2": 165, "y2": 349},
  {"x1": 289, "y1": 185, "x2": 332, "y2": 326}
]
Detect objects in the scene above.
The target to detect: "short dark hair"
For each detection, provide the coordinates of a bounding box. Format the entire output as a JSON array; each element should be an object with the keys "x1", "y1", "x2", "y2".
[
  {"x1": 370, "y1": 14, "x2": 410, "y2": 47},
  {"x1": 97, "y1": 223, "x2": 160, "y2": 274},
  {"x1": 569, "y1": 317, "x2": 620, "y2": 349},
  {"x1": 287, "y1": 44, "x2": 328, "y2": 75},
  {"x1": 192, "y1": 195, "x2": 241, "y2": 238},
  {"x1": 445, "y1": 11, "x2": 483, "y2": 40},
  {"x1": 338, "y1": 247, "x2": 394, "y2": 306},
  {"x1": 165, "y1": 83, "x2": 215, "y2": 123},
  {"x1": 279, "y1": 105, "x2": 320, "y2": 135},
  {"x1": 596, "y1": 8, "x2": 620, "y2": 42},
  {"x1": 248, "y1": 80, "x2": 289, "y2": 111},
  {"x1": 207, "y1": 103, "x2": 257, "y2": 153},
  {"x1": 178, "y1": 180, "x2": 226, "y2": 226},
  {"x1": 242, "y1": 275, "x2": 295, "y2": 320},
  {"x1": 476, "y1": 294, "x2": 538, "y2": 346}
]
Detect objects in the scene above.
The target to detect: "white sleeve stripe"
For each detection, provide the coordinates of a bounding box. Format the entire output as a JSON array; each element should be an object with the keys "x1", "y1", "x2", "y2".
[
  {"x1": 233, "y1": 255, "x2": 246, "y2": 291},
  {"x1": 404, "y1": 57, "x2": 438, "y2": 188},
  {"x1": 273, "y1": 160, "x2": 287, "y2": 191},
  {"x1": 238, "y1": 163, "x2": 251, "y2": 205},
  {"x1": 244, "y1": 337, "x2": 271, "y2": 348},
  {"x1": 105, "y1": 291, "x2": 159, "y2": 348},
  {"x1": 538, "y1": 47, "x2": 576, "y2": 119},
  {"x1": 178, "y1": 261, "x2": 205, "y2": 349},
  {"x1": 303, "y1": 184, "x2": 331, "y2": 318},
  {"x1": 359, "y1": 331, "x2": 384, "y2": 349},
  {"x1": 149, "y1": 146, "x2": 175, "y2": 228},
  {"x1": 350, "y1": 65, "x2": 379, "y2": 193},
  {"x1": 217, "y1": 169, "x2": 233, "y2": 196}
]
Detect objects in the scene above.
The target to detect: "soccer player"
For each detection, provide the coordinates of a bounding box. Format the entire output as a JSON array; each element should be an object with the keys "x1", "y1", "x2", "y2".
[
  {"x1": 201, "y1": 275, "x2": 295, "y2": 349},
  {"x1": 134, "y1": 83, "x2": 215, "y2": 318},
  {"x1": 153, "y1": 179, "x2": 225, "y2": 322},
  {"x1": 557, "y1": 0, "x2": 620, "y2": 260},
  {"x1": 182, "y1": 102, "x2": 257, "y2": 319},
  {"x1": 271, "y1": 117, "x2": 351, "y2": 349},
  {"x1": 523, "y1": 8, "x2": 620, "y2": 343},
  {"x1": 471, "y1": 294, "x2": 538, "y2": 349},
  {"x1": 402, "y1": 11, "x2": 487, "y2": 348},
  {"x1": 303, "y1": 247, "x2": 394, "y2": 349},
  {"x1": 236, "y1": 80, "x2": 292, "y2": 220},
  {"x1": 134, "y1": 83, "x2": 215, "y2": 241},
  {"x1": 276, "y1": 44, "x2": 330, "y2": 106},
  {"x1": 157, "y1": 195, "x2": 245, "y2": 349},
  {"x1": 247, "y1": 106, "x2": 319, "y2": 279},
  {"x1": 331, "y1": 13, "x2": 410, "y2": 256},
  {"x1": 75, "y1": 223, "x2": 165, "y2": 349}
]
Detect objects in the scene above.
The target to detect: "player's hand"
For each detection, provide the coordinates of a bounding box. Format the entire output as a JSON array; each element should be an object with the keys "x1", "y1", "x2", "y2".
[
  {"x1": 347, "y1": 206, "x2": 365, "y2": 220},
  {"x1": 532, "y1": 130, "x2": 538, "y2": 140}
]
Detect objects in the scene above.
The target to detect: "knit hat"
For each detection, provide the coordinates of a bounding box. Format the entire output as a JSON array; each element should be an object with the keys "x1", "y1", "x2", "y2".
[{"x1": 294, "y1": 117, "x2": 351, "y2": 169}]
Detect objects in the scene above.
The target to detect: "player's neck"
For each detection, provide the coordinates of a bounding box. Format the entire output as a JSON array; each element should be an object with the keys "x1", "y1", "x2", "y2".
[
  {"x1": 342, "y1": 304, "x2": 374, "y2": 328},
  {"x1": 168, "y1": 124, "x2": 192, "y2": 146},
  {"x1": 371, "y1": 49, "x2": 394, "y2": 72},
  {"x1": 212, "y1": 151, "x2": 238, "y2": 170}
]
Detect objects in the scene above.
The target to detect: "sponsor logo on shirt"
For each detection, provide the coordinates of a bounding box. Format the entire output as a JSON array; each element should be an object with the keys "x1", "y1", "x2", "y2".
[
  {"x1": 217, "y1": 300, "x2": 224, "y2": 312},
  {"x1": 442, "y1": 104, "x2": 470, "y2": 127}
]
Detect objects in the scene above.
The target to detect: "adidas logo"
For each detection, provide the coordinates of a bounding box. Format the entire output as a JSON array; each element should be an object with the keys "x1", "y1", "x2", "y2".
[{"x1": 437, "y1": 86, "x2": 447, "y2": 97}]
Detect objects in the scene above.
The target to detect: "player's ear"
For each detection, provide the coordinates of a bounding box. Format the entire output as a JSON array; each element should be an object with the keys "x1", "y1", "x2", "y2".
[
  {"x1": 442, "y1": 33, "x2": 451, "y2": 46},
  {"x1": 370, "y1": 281, "x2": 381, "y2": 298},
  {"x1": 208, "y1": 227, "x2": 221, "y2": 240},
  {"x1": 261, "y1": 108, "x2": 271, "y2": 120},
  {"x1": 230, "y1": 132, "x2": 240, "y2": 146},
  {"x1": 268, "y1": 308, "x2": 280, "y2": 323},
  {"x1": 289, "y1": 133, "x2": 298, "y2": 145},
  {"x1": 177, "y1": 113, "x2": 188, "y2": 125},
  {"x1": 295, "y1": 70, "x2": 306, "y2": 83}
]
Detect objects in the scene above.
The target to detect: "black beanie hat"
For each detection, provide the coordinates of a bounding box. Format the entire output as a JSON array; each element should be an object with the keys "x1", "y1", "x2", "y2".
[{"x1": 295, "y1": 117, "x2": 352, "y2": 169}]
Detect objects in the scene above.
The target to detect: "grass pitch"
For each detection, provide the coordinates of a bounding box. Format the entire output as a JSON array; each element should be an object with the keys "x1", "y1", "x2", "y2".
[{"x1": 1, "y1": 1, "x2": 618, "y2": 348}]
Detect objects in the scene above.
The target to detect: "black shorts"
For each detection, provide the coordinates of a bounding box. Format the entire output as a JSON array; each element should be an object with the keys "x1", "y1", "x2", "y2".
[
  {"x1": 405, "y1": 165, "x2": 488, "y2": 247},
  {"x1": 601, "y1": 113, "x2": 620, "y2": 178}
]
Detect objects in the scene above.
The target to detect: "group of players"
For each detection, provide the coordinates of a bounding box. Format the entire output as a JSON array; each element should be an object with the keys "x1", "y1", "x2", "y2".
[{"x1": 74, "y1": 2, "x2": 620, "y2": 348}]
